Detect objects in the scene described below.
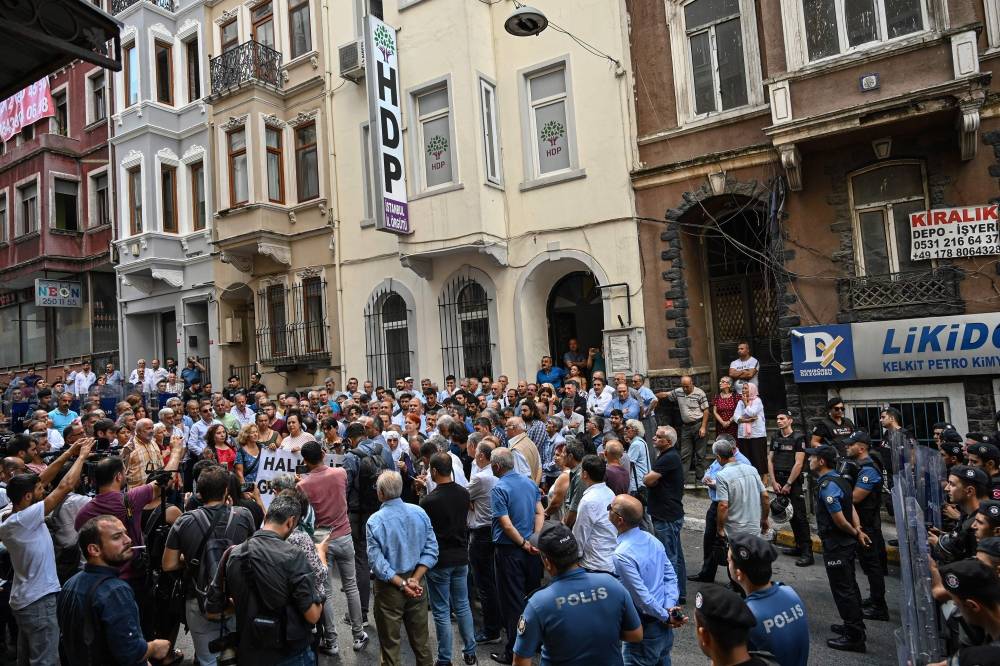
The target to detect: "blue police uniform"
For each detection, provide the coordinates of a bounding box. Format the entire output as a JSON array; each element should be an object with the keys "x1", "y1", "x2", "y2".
[
  {"x1": 513, "y1": 568, "x2": 640, "y2": 666},
  {"x1": 815, "y1": 469, "x2": 865, "y2": 643},
  {"x1": 746, "y1": 581, "x2": 810, "y2": 666},
  {"x1": 854, "y1": 457, "x2": 888, "y2": 614}
]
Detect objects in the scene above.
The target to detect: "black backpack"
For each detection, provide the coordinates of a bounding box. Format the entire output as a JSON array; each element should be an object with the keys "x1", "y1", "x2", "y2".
[
  {"x1": 187, "y1": 506, "x2": 237, "y2": 614},
  {"x1": 351, "y1": 441, "x2": 389, "y2": 513}
]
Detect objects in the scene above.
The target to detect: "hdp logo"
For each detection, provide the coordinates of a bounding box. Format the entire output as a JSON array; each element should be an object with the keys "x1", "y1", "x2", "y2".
[
  {"x1": 374, "y1": 24, "x2": 395, "y2": 61},
  {"x1": 426, "y1": 135, "x2": 448, "y2": 160},
  {"x1": 540, "y1": 120, "x2": 565, "y2": 146}
]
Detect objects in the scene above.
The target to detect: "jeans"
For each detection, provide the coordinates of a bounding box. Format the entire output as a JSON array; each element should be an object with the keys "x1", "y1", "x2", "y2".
[
  {"x1": 652, "y1": 517, "x2": 687, "y2": 599},
  {"x1": 315, "y1": 531, "x2": 364, "y2": 639},
  {"x1": 468, "y1": 527, "x2": 501, "y2": 636},
  {"x1": 349, "y1": 511, "x2": 373, "y2": 613},
  {"x1": 270, "y1": 648, "x2": 316, "y2": 666},
  {"x1": 623, "y1": 619, "x2": 673, "y2": 666},
  {"x1": 426, "y1": 565, "x2": 477, "y2": 663},
  {"x1": 186, "y1": 597, "x2": 236, "y2": 666},
  {"x1": 14, "y1": 593, "x2": 58, "y2": 666}
]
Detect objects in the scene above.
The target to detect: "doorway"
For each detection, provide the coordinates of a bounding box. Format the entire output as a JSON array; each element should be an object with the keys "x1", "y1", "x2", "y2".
[
  {"x1": 704, "y1": 206, "x2": 786, "y2": 412},
  {"x1": 547, "y1": 271, "x2": 604, "y2": 372},
  {"x1": 160, "y1": 311, "x2": 178, "y2": 364}
]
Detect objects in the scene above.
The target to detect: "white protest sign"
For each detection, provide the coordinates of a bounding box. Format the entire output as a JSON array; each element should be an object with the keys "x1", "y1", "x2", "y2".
[{"x1": 255, "y1": 448, "x2": 302, "y2": 508}]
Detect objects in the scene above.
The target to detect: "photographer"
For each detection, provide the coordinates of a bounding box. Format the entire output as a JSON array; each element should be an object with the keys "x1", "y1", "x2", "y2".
[{"x1": 215, "y1": 492, "x2": 323, "y2": 666}]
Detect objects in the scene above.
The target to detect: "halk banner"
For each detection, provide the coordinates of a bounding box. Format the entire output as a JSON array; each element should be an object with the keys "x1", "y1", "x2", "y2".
[
  {"x1": 364, "y1": 16, "x2": 410, "y2": 234},
  {"x1": 0, "y1": 78, "x2": 55, "y2": 143},
  {"x1": 791, "y1": 314, "x2": 1000, "y2": 382}
]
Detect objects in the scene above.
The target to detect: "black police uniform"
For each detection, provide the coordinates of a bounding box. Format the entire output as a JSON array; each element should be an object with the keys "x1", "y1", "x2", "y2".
[
  {"x1": 812, "y1": 417, "x2": 856, "y2": 457},
  {"x1": 852, "y1": 456, "x2": 888, "y2": 616},
  {"x1": 815, "y1": 469, "x2": 866, "y2": 645},
  {"x1": 769, "y1": 430, "x2": 812, "y2": 555}
]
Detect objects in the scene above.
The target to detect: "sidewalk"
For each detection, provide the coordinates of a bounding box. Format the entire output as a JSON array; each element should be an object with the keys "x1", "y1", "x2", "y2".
[{"x1": 682, "y1": 486, "x2": 901, "y2": 564}]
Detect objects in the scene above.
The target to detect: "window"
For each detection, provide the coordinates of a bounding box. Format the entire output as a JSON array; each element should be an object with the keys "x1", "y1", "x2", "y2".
[
  {"x1": 302, "y1": 277, "x2": 325, "y2": 352},
  {"x1": 124, "y1": 42, "x2": 139, "y2": 107},
  {"x1": 54, "y1": 179, "x2": 79, "y2": 231},
  {"x1": 227, "y1": 128, "x2": 249, "y2": 206},
  {"x1": 252, "y1": 2, "x2": 275, "y2": 49},
  {"x1": 0, "y1": 192, "x2": 6, "y2": 243},
  {"x1": 92, "y1": 172, "x2": 110, "y2": 227},
  {"x1": 289, "y1": 0, "x2": 312, "y2": 58},
  {"x1": 155, "y1": 41, "x2": 173, "y2": 105},
  {"x1": 185, "y1": 38, "x2": 201, "y2": 103},
  {"x1": 439, "y1": 277, "x2": 494, "y2": 380},
  {"x1": 479, "y1": 78, "x2": 502, "y2": 186},
  {"x1": 266, "y1": 285, "x2": 287, "y2": 357},
  {"x1": 684, "y1": 0, "x2": 748, "y2": 115},
  {"x1": 19, "y1": 303, "x2": 46, "y2": 365},
  {"x1": 526, "y1": 65, "x2": 573, "y2": 176},
  {"x1": 361, "y1": 123, "x2": 375, "y2": 220},
  {"x1": 0, "y1": 304, "x2": 17, "y2": 367},
  {"x1": 18, "y1": 181, "x2": 38, "y2": 236},
  {"x1": 127, "y1": 167, "x2": 142, "y2": 234},
  {"x1": 295, "y1": 122, "x2": 319, "y2": 201},
  {"x1": 190, "y1": 161, "x2": 206, "y2": 230},
  {"x1": 355, "y1": 0, "x2": 383, "y2": 36},
  {"x1": 53, "y1": 91, "x2": 68, "y2": 136},
  {"x1": 802, "y1": 0, "x2": 925, "y2": 61},
  {"x1": 20, "y1": 123, "x2": 34, "y2": 142},
  {"x1": 221, "y1": 20, "x2": 239, "y2": 53},
  {"x1": 365, "y1": 288, "x2": 412, "y2": 387},
  {"x1": 265, "y1": 126, "x2": 284, "y2": 203},
  {"x1": 414, "y1": 85, "x2": 454, "y2": 189},
  {"x1": 850, "y1": 161, "x2": 927, "y2": 275},
  {"x1": 161, "y1": 165, "x2": 177, "y2": 232},
  {"x1": 90, "y1": 72, "x2": 106, "y2": 122}
]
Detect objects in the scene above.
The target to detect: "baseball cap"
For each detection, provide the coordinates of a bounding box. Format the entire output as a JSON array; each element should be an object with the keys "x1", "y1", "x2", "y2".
[
  {"x1": 967, "y1": 433, "x2": 991, "y2": 445},
  {"x1": 979, "y1": 501, "x2": 1000, "y2": 527},
  {"x1": 941, "y1": 429, "x2": 964, "y2": 444},
  {"x1": 728, "y1": 533, "x2": 778, "y2": 569},
  {"x1": 951, "y1": 465, "x2": 990, "y2": 492},
  {"x1": 957, "y1": 645, "x2": 1000, "y2": 666},
  {"x1": 934, "y1": 421, "x2": 956, "y2": 431},
  {"x1": 977, "y1": 536, "x2": 1000, "y2": 559},
  {"x1": 939, "y1": 559, "x2": 1000, "y2": 603},
  {"x1": 529, "y1": 521, "x2": 579, "y2": 562},
  {"x1": 775, "y1": 409, "x2": 793, "y2": 419},
  {"x1": 941, "y1": 441, "x2": 965, "y2": 457},
  {"x1": 846, "y1": 431, "x2": 871, "y2": 446},
  {"x1": 970, "y1": 442, "x2": 1000, "y2": 465},
  {"x1": 804, "y1": 444, "x2": 838, "y2": 466},
  {"x1": 694, "y1": 584, "x2": 757, "y2": 629}
]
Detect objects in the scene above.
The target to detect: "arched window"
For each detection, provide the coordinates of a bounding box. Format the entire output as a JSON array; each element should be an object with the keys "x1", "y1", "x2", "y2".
[
  {"x1": 439, "y1": 275, "x2": 494, "y2": 379},
  {"x1": 365, "y1": 288, "x2": 412, "y2": 386}
]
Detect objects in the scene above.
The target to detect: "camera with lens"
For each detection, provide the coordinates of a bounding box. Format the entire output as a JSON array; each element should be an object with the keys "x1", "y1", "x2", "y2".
[{"x1": 295, "y1": 463, "x2": 307, "y2": 475}]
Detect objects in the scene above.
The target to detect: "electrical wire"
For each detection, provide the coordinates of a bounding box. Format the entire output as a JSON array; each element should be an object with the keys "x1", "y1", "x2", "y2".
[{"x1": 510, "y1": 0, "x2": 623, "y2": 70}]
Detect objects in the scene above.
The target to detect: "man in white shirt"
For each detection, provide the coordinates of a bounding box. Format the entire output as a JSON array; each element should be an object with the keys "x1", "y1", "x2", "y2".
[
  {"x1": 148, "y1": 358, "x2": 168, "y2": 388},
  {"x1": 186, "y1": 403, "x2": 219, "y2": 460},
  {"x1": 559, "y1": 398, "x2": 585, "y2": 435},
  {"x1": 65, "y1": 361, "x2": 96, "y2": 398},
  {"x1": 572, "y1": 454, "x2": 618, "y2": 574},
  {"x1": 29, "y1": 409, "x2": 65, "y2": 451},
  {"x1": 466, "y1": 438, "x2": 502, "y2": 642},
  {"x1": 229, "y1": 392, "x2": 255, "y2": 429},
  {"x1": 586, "y1": 374, "x2": 614, "y2": 416},
  {"x1": 128, "y1": 359, "x2": 147, "y2": 389},
  {"x1": 728, "y1": 341, "x2": 760, "y2": 393},
  {"x1": 419, "y1": 436, "x2": 468, "y2": 494}
]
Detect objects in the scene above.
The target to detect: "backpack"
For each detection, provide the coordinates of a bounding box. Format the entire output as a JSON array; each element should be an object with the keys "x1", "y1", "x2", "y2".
[
  {"x1": 351, "y1": 441, "x2": 389, "y2": 513},
  {"x1": 187, "y1": 506, "x2": 237, "y2": 614}
]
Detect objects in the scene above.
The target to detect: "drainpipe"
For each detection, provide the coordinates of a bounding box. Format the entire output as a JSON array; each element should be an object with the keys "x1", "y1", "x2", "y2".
[{"x1": 322, "y1": 0, "x2": 348, "y2": 389}]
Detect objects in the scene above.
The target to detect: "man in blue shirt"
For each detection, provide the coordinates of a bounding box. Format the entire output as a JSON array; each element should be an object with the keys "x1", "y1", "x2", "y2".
[
  {"x1": 605, "y1": 383, "x2": 641, "y2": 421},
  {"x1": 48, "y1": 392, "x2": 79, "y2": 434},
  {"x1": 535, "y1": 356, "x2": 566, "y2": 391},
  {"x1": 689, "y1": 436, "x2": 752, "y2": 583},
  {"x1": 513, "y1": 522, "x2": 642, "y2": 666},
  {"x1": 59, "y1": 515, "x2": 172, "y2": 665},
  {"x1": 728, "y1": 532, "x2": 809, "y2": 666},
  {"x1": 490, "y1": 447, "x2": 545, "y2": 664},
  {"x1": 610, "y1": 494, "x2": 684, "y2": 666},
  {"x1": 845, "y1": 431, "x2": 889, "y2": 622},
  {"x1": 366, "y1": 470, "x2": 439, "y2": 666}
]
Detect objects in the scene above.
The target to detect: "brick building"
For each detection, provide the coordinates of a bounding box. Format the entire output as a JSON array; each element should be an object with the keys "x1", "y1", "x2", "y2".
[{"x1": 630, "y1": 0, "x2": 1000, "y2": 439}]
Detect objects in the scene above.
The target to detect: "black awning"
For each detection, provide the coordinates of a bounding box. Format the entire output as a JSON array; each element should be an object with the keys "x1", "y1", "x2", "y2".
[{"x1": 0, "y1": 0, "x2": 122, "y2": 100}]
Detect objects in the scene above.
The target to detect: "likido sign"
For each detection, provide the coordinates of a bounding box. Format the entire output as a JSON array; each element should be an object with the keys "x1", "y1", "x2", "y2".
[{"x1": 364, "y1": 16, "x2": 410, "y2": 235}]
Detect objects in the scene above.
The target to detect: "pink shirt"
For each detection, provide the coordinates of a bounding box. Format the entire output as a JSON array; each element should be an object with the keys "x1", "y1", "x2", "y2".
[{"x1": 298, "y1": 466, "x2": 350, "y2": 538}]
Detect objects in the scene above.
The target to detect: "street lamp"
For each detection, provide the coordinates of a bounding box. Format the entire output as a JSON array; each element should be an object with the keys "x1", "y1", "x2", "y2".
[{"x1": 504, "y1": 5, "x2": 548, "y2": 37}]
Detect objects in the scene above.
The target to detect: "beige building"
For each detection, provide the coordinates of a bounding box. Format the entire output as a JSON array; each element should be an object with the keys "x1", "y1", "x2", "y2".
[
  {"x1": 205, "y1": 0, "x2": 338, "y2": 390},
  {"x1": 329, "y1": 0, "x2": 643, "y2": 385}
]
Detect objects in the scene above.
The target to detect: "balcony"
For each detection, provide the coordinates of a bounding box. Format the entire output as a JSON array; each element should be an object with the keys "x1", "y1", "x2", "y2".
[
  {"x1": 111, "y1": 0, "x2": 175, "y2": 13},
  {"x1": 210, "y1": 42, "x2": 281, "y2": 98},
  {"x1": 255, "y1": 280, "x2": 330, "y2": 368},
  {"x1": 837, "y1": 267, "x2": 963, "y2": 322}
]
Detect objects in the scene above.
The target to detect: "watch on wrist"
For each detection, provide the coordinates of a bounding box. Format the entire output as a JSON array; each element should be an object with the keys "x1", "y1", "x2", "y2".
[{"x1": 398, "y1": 580, "x2": 407, "y2": 591}]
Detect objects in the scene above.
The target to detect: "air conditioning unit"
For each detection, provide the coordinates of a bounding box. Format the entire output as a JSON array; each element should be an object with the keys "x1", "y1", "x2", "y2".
[
  {"x1": 338, "y1": 39, "x2": 365, "y2": 82},
  {"x1": 223, "y1": 317, "x2": 243, "y2": 344}
]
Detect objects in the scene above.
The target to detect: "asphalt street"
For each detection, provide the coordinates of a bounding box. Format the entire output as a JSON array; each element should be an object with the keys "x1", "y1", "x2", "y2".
[{"x1": 174, "y1": 521, "x2": 902, "y2": 665}]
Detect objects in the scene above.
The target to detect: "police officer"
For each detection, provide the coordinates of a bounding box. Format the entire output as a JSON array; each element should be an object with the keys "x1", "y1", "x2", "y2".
[
  {"x1": 511, "y1": 522, "x2": 642, "y2": 666},
  {"x1": 939, "y1": 558, "x2": 1000, "y2": 648},
  {"x1": 843, "y1": 431, "x2": 889, "y2": 622},
  {"x1": 728, "y1": 533, "x2": 809, "y2": 666},
  {"x1": 810, "y1": 397, "x2": 856, "y2": 457},
  {"x1": 973, "y1": 500, "x2": 1000, "y2": 543},
  {"x1": 693, "y1": 585, "x2": 771, "y2": 666},
  {"x1": 805, "y1": 444, "x2": 867, "y2": 652},
  {"x1": 932, "y1": 465, "x2": 989, "y2": 564},
  {"x1": 941, "y1": 432, "x2": 967, "y2": 474},
  {"x1": 966, "y1": 442, "x2": 1000, "y2": 502},
  {"x1": 767, "y1": 410, "x2": 812, "y2": 567}
]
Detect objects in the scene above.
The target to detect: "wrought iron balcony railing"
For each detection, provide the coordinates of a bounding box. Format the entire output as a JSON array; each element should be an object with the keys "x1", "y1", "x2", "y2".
[
  {"x1": 210, "y1": 41, "x2": 282, "y2": 96},
  {"x1": 838, "y1": 267, "x2": 961, "y2": 312},
  {"x1": 112, "y1": 0, "x2": 175, "y2": 14}
]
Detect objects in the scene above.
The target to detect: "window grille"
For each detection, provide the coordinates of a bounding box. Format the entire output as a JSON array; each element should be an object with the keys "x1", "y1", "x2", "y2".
[
  {"x1": 365, "y1": 288, "x2": 412, "y2": 387},
  {"x1": 439, "y1": 275, "x2": 493, "y2": 380}
]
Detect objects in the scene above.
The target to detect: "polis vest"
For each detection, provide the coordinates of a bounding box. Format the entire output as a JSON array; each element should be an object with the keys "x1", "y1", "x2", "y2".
[
  {"x1": 815, "y1": 474, "x2": 855, "y2": 548},
  {"x1": 854, "y1": 457, "x2": 884, "y2": 521}
]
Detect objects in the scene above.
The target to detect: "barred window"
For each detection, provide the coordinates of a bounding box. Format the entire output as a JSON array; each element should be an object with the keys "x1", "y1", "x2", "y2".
[
  {"x1": 439, "y1": 276, "x2": 493, "y2": 380},
  {"x1": 365, "y1": 289, "x2": 412, "y2": 387}
]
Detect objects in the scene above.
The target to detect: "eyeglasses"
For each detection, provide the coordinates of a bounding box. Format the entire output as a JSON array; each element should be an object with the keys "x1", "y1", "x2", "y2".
[
  {"x1": 606, "y1": 503, "x2": 622, "y2": 518},
  {"x1": 831, "y1": 406, "x2": 846, "y2": 412}
]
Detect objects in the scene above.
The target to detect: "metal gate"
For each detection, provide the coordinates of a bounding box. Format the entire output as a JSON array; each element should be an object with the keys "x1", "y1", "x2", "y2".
[
  {"x1": 439, "y1": 275, "x2": 493, "y2": 380},
  {"x1": 364, "y1": 287, "x2": 412, "y2": 388}
]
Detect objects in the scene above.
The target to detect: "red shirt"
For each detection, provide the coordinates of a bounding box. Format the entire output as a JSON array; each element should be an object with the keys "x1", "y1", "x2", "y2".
[
  {"x1": 298, "y1": 466, "x2": 350, "y2": 538},
  {"x1": 215, "y1": 446, "x2": 237, "y2": 471}
]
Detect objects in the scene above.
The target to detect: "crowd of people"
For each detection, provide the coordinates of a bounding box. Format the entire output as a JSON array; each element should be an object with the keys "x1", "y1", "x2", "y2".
[{"x1": 0, "y1": 338, "x2": 995, "y2": 665}]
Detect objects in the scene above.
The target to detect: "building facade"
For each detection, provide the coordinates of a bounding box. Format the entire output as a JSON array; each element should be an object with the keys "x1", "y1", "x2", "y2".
[
  {"x1": 630, "y1": 0, "x2": 1000, "y2": 437},
  {"x1": 206, "y1": 0, "x2": 338, "y2": 391},
  {"x1": 0, "y1": 62, "x2": 118, "y2": 382},
  {"x1": 111, "y1": 0, "x2": 218, "y2": 383},
  {"x1": 331, "y1": 0, "x2": 643, "y2": 386}
]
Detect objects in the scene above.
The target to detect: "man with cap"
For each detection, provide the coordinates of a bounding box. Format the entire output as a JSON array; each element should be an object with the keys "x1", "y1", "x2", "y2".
[
  {"x1": 932, "y1": 465, "x2": 989, "y2": 564},
  {"x1": 967, "y1": 442, "x2": 1000, "y2": 502},
  {"x1": 934, "y1": 421, "x2": 957, "y2": 449},
  {"x1": 975, "y1": 502, "x2": 1000, "y2": 543},
  {"x1": 844, "y1": 430, "x2": 889, "y2": 621},
  {"x1": 938, "y1": 558, "x2": 1000, "y2": 647},
  {"x1": 977, "y1": 537, "x2": 1000, "y2": 578},
  {"x1": 767, "y1": 410, "x2": 812, "y2": 567},
  {"x1": 727, "y1": 533, "x2": 809, "y2": 666},
  {"x1": 693, "y1": 585, "x2": 770, "y2": 666},
  {"x1": 806, "y1": 443, "x2": 868, "y2": 652},
  {"x1": 810, "y1": 397, "x2": 856, "y2": 457},
  {"x1": 941, "y1": 431, "x2": 967, "y2": 473},
  {"x1": 609, "y1": 494, "x2": 684, "y2": 665},
  {"x1": 511, "y1": 522, "x2": 642, "y2": 666}
]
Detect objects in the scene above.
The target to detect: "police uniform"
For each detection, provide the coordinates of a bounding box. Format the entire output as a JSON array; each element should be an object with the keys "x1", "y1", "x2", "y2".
[
  {"x1": 513, "y1": 523, "x2": 640, "y2": 666},
  {"x1": 933, "y1": 466, "x2": 988, "y2": 564},
  {"x1": 808, "y1": 445, "x2": 866, "y2": 650},
  {"x1": 693, "y1": 585, "x2": 771, "y2": 666},
  {"x1": 852, "y1": 451, "x2": 888, "y2": 618},
  {"x1": 769, "y1": 429, "x2": 812, "y2": 558},
  {"x1": 940, "y1": 558, "x2": 1000, "y2": 648},
  {"x1": 730, "y1": 533, "x2": 810, "y2": 666},
  {"x1": 966, "y1": 440, "x2": 1000, "y2": 501},
  {"x1": 811, "y1": 416, "x2": 856, "y2": 457}
]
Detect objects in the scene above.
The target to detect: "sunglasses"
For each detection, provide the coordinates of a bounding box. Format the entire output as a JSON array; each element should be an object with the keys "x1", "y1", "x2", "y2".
[{"x1": 831, "y1": 406, "x2": 846, "y2": 412}]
